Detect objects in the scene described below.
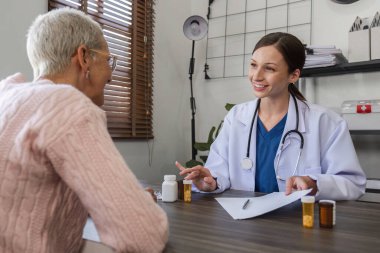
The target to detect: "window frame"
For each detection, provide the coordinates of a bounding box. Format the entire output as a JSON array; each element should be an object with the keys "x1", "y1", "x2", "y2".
[{"x1": 48, "y1": 0, "x2": 155, "y2": 139}]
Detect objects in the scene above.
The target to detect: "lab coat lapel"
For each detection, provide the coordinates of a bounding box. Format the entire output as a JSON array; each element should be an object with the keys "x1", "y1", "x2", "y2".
[
  {"x1": 237, "y1": 99, "x2": 260, "y2": 169},
  {"x1": 237, "y1": 99, "x2": 259, "y2": 126},
  {"x1": 296, "y1": 99, "x2": 307, "y2": 134},
  {"x1": 288, "y1": 96, "x2": 307, "y2": 134}
]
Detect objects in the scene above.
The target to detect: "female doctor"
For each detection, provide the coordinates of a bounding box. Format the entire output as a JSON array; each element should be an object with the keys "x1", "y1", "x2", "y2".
[{"x1": 177, "y1": 32, "x2": 366, "y2": 200}]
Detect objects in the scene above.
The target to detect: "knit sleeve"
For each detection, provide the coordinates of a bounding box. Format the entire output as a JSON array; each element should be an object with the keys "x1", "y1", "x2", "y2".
[{"x1": 46, "y1": 104, "x2": 168, "y2": 253}]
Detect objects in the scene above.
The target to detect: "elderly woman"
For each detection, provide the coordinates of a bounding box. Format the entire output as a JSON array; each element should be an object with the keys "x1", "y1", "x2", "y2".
[{"x1": 0, "y1": 8, "x2": 168, "y2": 253}]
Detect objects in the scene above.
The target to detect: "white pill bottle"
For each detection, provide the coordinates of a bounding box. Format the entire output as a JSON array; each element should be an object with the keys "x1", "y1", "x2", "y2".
[{"x1": 162, "y1": 175, "x2": 178, "y2": 202}]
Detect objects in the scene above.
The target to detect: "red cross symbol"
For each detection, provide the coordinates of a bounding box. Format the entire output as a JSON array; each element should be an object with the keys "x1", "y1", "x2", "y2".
[{"x1": 356, "y1": 104, "x2": 372, "y2": 113}]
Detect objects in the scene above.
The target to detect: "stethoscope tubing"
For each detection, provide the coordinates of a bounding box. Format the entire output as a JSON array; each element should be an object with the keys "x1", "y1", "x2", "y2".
[
  {"x1": 245, "y1": 99, "x2": 260, "y2": 158},
  {"x1": 242, "y1": 92, "x2": 304, "y2": 179}
]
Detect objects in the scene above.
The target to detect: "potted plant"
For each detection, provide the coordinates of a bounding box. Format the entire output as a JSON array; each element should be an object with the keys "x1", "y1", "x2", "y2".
[{"x1": 186, "y1": 103, "x2": 235, "y2": 167}]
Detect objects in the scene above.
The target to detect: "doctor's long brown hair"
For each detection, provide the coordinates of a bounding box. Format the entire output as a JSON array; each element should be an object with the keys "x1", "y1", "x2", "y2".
[{"x1": 252, "y1": 32, "x2": 307, "y2": 102}]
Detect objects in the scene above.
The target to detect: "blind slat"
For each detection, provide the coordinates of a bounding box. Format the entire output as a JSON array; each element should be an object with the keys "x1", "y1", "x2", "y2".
[{"x1": 49, "y1": 0, "x2": 154, "y2": 138}]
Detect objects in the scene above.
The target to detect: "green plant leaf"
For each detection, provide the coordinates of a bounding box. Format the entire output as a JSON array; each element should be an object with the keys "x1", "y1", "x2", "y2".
[
  {"x1": 194, "y1": 126, "x2": 215, "y2": 151},
  {"x1": 199, "y1": 155, "x2": 208, "y2": 163},
  {"x1": 185, "y1": 159, "x2": 203, "y2": 168},
  {"x1": 194, "y1": 142, "x2": 211, "y2": 151},
  {"x1": 207, "y1": 126, "x2": 216, "y2": 143},
  {"x1": 225, "y1": 103, "x2": 235, "y2": 111},
  {"x1": 214, "y1": 121, "x2": 223, "y2": 140}
]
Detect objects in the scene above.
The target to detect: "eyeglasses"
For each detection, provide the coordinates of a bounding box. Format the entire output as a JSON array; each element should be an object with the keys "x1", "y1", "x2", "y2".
[{"x1": 89, "y1": 49, "x2": 118, "y2": 72}]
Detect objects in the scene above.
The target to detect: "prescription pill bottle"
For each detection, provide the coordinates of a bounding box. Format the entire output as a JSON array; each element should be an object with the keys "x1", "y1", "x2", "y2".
[
  {"x1": 177, "y1": 179, "x2": 184, "y2": 200},
  {"x1": 162, "y1": 175, "x2": 178, "y2": 202},
  {"x1": 183, "y1": 180, "x2": 192, "y2": 203},
  {"x1": 319, "y1": 201, "x2": 334, "y2": 228},
  {"x1": 320, "y1": 200, "x2": 336, "y2": 225},
  {"x1": 301, "y1": 196, "x2": 315, "y2": 228}
]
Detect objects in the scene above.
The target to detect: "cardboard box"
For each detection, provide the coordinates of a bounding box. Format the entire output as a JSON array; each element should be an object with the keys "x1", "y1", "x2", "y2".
[
  {"x1": 371, "y1": 26, "x2": 380, "y2": 60},
  {"x1": 341, "y1": 100, "x2": 380, "y2": 130},
  {"x1": 370, "y1": 12, "x2": 380, "y2": 59},
  {"x1": 348, "y1": 29, "x2": 370, "y2": 62}
]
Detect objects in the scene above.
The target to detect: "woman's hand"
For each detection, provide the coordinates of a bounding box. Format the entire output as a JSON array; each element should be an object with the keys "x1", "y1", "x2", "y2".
[
  {"x1": 175, "y1": 161, "x2": 217, "y2": 192},
  {"x1": 285, "y1": 176, "x2": 318, "y2": 195}
]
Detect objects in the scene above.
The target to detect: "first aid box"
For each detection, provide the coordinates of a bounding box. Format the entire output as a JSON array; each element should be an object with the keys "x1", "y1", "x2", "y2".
[{"x1": 341, "y1": 100, "x2": 380, "y2": 130}]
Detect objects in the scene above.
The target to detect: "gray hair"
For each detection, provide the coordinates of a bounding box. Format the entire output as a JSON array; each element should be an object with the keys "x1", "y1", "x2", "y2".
[{"x1": 27, "y1": 8, "x2": 104, "y2": 79}]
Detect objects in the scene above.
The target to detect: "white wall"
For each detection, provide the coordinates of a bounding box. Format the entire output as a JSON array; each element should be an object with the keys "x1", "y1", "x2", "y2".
[
  {"x1": 115, "y1": 0, "x2": 193, "y2": 181},
  {"x1": 191, "y1": 0, "x2": 380, "y2": 178},
  {"x1": 0, "y1": 1, "x2": 47, "y2": 79}
]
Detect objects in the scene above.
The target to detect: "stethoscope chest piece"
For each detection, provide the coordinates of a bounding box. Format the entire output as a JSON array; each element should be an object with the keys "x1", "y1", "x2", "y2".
[
  {"x1": 241, "y1": 93, "x2": 304, "y2": 177},
  {"x1": 241, "y1": 157, "x2": 253, "y2": 170}
]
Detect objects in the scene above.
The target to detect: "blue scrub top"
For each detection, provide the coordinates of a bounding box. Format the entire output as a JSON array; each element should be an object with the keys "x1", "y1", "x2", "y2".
[{"x1": 254, "y1": 114, "x2": 287, "y2": 193}]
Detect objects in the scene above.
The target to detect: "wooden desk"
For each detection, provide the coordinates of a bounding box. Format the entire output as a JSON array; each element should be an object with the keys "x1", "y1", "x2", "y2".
[{"x1": 159, "y1": 190, "x2": 380, "y2": 253}]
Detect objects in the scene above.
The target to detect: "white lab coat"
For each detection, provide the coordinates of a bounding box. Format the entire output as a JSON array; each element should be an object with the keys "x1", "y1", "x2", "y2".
[{"x1": 205, "y1": 97, "x2": 366, "y2": 200}]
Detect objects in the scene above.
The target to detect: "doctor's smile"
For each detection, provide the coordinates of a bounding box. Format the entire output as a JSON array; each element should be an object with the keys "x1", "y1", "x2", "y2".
[{"x1": 252, "y1": 82, "x2": 267, "y2": 92}]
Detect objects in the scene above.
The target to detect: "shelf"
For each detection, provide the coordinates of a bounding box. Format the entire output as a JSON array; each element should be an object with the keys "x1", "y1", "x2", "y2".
[
  {"x1": 349, "y1": 130, "x2": 380, "y2": 135},
  {"x1": 301, "y1": 59, "x2": 380, "y2": 77}
]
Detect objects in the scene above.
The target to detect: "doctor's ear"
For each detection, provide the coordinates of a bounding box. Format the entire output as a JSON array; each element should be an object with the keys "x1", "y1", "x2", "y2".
[{"x1": 289, "y1": 69, "x2": 301, "y2": 83}]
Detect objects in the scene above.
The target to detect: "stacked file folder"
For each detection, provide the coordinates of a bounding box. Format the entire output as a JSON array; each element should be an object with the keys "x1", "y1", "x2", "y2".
[{"x1": 304, "y1": 45, "x2": 345, "y2": 69}]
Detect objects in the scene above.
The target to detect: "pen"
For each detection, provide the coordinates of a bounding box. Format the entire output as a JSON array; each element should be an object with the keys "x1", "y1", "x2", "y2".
[{"x1": 242, "y1": 199, "x2": 250, "y2": 210}]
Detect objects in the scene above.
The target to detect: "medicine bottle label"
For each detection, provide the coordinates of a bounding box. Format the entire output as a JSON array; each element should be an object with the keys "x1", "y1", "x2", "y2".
[
  {"x1": 302, "y1": 202, "x2": 314, "y2": 228},
  {"x1": 301, "y1": 196, "x2": 315, "y2": 228},
  {"x1": 319, "y1": 201, "x2": 333, "y2": 228}
]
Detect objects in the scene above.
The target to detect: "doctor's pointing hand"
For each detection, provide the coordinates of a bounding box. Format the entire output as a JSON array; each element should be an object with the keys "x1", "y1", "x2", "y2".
[{"x1": 176, "y1": 161, "x2": 217, "y2": 192}]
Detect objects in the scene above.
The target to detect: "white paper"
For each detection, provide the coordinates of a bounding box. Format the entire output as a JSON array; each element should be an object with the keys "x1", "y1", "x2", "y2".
[
  {"x1": 83, "y1": 217, "x2": 101, "y2": 242},
  {"x1": 215, "y1": 189, "x2": 312, "y2": 220}
]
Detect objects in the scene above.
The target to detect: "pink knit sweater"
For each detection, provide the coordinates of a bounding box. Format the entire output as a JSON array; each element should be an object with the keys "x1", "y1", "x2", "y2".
[{"x1": 0, "y1": 73, "x2": 168, "y2": 253}]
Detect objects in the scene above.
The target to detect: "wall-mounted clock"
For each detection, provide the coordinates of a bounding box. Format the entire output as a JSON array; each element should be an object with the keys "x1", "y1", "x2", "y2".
[{"x1": 331, "y1": 0, "x2": 359, "y2": 4}]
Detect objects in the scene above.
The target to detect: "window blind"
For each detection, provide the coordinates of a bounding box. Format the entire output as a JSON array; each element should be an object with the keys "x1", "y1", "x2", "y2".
[{"x1": 48, "y1": 0, "x2": 154, "y2": 138}]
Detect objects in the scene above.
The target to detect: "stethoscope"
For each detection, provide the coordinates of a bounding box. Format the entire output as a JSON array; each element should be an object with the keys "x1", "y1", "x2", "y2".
[{"x1": 241, "y1": 92, "x2": 304, "y2": 181}]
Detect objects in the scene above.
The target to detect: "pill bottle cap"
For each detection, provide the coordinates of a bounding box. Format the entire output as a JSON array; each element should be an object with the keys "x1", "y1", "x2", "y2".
[
  {"x1": 183, "y1": 179, "x2": 192, "y2": 184},
  {"x1": 164, "y1": 175, "x2": 176, "y2": 181},
  {"x1": 301, "y1": 196, "x2": 315, "y2": 203}
]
